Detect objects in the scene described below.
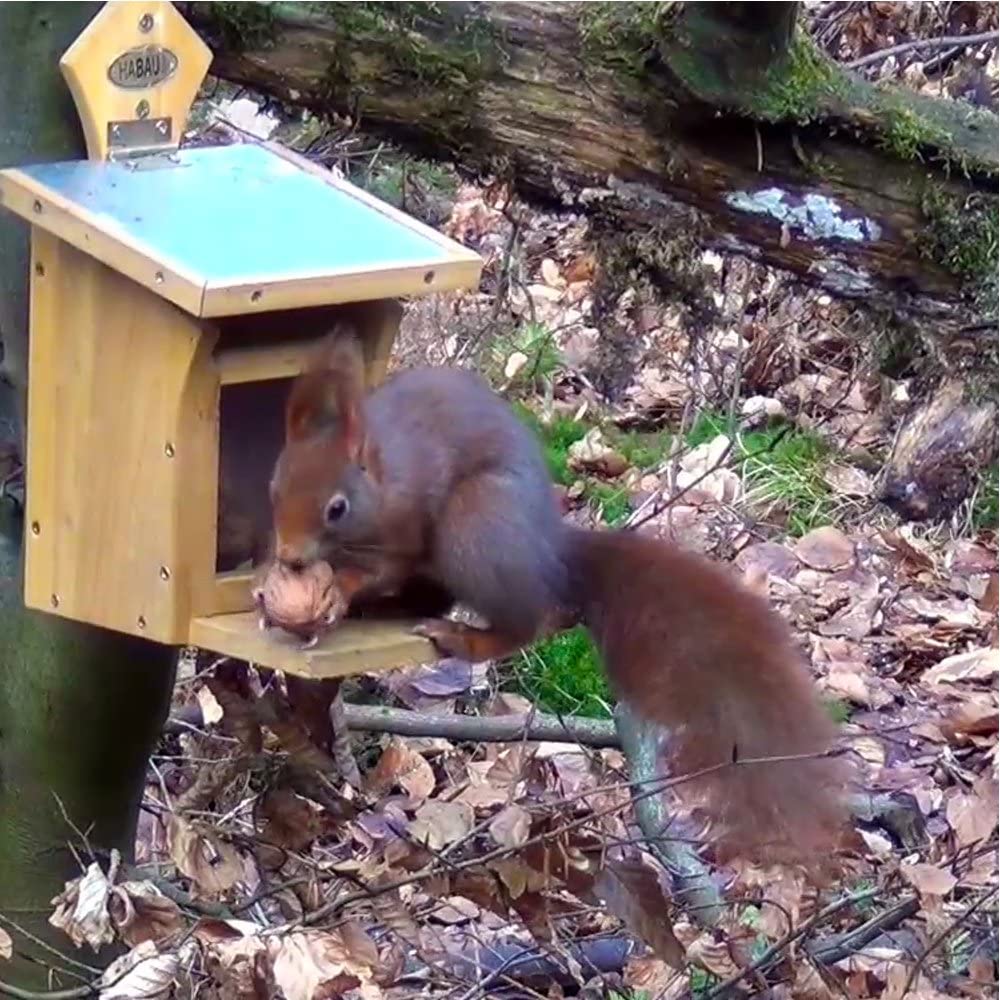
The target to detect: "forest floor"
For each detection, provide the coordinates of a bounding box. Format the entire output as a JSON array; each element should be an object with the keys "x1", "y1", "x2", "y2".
[{"x1": 33, "y1": 5, "x2": 999, "y2": 999}]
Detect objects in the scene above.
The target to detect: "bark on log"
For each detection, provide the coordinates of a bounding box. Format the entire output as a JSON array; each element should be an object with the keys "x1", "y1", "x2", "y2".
[{"x1": 185, "y1": 1, "x2": 998, "y2": 336}]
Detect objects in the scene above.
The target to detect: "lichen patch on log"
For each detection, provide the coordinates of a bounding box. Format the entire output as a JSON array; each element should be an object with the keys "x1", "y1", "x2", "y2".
[{"x1": 726, "y1": 188, "x2": 883, "y2": 244}]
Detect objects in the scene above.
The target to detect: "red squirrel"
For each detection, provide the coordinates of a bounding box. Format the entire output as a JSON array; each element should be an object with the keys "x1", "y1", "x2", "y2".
[{"x1": 265, "y1": 329, "x2": 849, "y2": 865}]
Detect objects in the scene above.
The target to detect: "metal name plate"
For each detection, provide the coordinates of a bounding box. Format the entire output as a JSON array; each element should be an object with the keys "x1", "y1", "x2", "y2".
[{"x1": 107, "y1": 45, "x2": 178, "y2": 89}]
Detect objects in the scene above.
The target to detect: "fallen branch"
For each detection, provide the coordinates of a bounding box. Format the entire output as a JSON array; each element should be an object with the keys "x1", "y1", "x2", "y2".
[
  {"x1": 614, "y1": 706, "x2": 723, "y2": 928},
  {"x1": 847, "y1": 30, "x2": 999, "y2": 69},
  {"x1": 344, "y1": 703, "x2": 618, "y2": 747},
  {"x1": 168, "y1": 702, "x2": 619, "y2": 748},
  {"x1": 807, "y1": 894, "x2": 920, "y2": 965}
]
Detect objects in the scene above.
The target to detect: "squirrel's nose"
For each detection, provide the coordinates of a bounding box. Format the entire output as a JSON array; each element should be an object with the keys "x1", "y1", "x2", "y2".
[{"x1": 276, "y1": 539, "x2": 315, "y2": 570}]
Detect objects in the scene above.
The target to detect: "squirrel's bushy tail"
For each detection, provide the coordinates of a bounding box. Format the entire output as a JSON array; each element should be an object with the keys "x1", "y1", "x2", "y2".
[{"x1": 566, "y1": 528, "x2": 850, "y2": 866}]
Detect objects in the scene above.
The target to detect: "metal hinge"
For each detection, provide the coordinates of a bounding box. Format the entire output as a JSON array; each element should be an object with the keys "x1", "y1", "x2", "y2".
[{"x1": 106, "y1": 116, "x2": 180, "y2": 166}]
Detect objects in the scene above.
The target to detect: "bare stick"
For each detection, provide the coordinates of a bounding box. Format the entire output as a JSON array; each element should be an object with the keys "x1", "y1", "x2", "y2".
[
  {"x1": 847, "y1": 30, "x2": 998, "y2": 69},
  {"x1": 328, "y1": 683, "x2": 363, "y2": 788},
  {"x1": 343, "y1": 703, "x2": 618, "y2": 747},
  {"x1": 169, "y1": 702, "x2": 619, "y2": 748},
  {"x1": 614, "y1": 705, "x2": 723, "y2": 928},
  {"x1": 0, "y1": 981, "x2": 92, "y2": 1000}
]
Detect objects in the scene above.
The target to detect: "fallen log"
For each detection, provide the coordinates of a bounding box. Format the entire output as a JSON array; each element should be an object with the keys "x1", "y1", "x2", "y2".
[{"x1": 184, "y1": 1, "x2": 998, "y2": 340}]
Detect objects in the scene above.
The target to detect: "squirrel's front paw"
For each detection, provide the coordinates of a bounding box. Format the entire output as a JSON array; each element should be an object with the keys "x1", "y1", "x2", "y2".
[{"x1": 413, "y1": 619, "x2": 462, "y2": 657}]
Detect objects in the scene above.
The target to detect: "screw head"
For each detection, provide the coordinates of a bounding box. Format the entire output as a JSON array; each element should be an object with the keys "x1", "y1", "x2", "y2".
[
  {"x1": 30, "y1": 521, "x2": 40, "y2": 536},
  {"x1": 50, "y1": 593, "x2": 59, "y2": 608},
  {"x1": 139, "y1": 12, "x2": 154, "y2": 32},
  {"x1": 32, "y1": 200, "x2": 42, "y2": 214},
  {"x1": 164, "y1": 442, "x2": 175, "y2": 458},
  {"x1": 137, "y1": 615, "x2": 147, "y2": 630},
  {"x1": 136, "y1": 99, "x2": 150, "y2": 120},
  {"x1": 34, "y1": 262, "x2": 44, "y2": 277},
  {"x1": 153, "y1": 270, "x2": 164, "y2": 284},
  {"x1": 159, "y1": 566, "x2": 171, "y2": 581}
]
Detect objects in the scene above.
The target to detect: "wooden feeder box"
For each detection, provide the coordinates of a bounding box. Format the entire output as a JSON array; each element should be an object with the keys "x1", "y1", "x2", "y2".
[{"x1": 0, "y1": 1, "x2": 482, "y2": 678}]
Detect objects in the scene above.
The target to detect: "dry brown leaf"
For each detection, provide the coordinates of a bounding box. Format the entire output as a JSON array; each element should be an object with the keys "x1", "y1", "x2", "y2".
[
  {"x1": 366, "y1": 740, "x2": 436, "y2": 803},
  {"x1": 271, "y1": 941, "x2": 358, "y2": 1000},
  {"x1": 167, "y1": 816, "x2": 246, "y2": 899},
  {"x1": 196, "y1": 684, "x2": 224, "y2": 725},
  {"x1": 98, "y1": 939, "x2": 193, "y2": 1000},
  {"x1": 824, "y1": 669, "x2": 871, "y2": 707},
  {"x1": 408, "y1": 800, "x2": 474, "y2": 849},
  {"x1": 504, "y1": 351, "x2": 529, "y2": 380},
  {"x1": 369, "y1": 880, "x2": 420, "y2": 944},
  {"x1": 450, "y1": 869, "x2": 510, "y2": 917},
  {"x1": 0, "y1": 927, "x2": 11, "y2": 961},
  {"x1": 795, "y1": 526, "x2": 856, "y2": 571},
  {"x1": 685, "y1": 930, "x2": 744, "y2": 979},
  {"x1": 488, "y1": 804, "x2": 531, "y2": 848},
  {"x1": 968, "y1": 949, "x2": 997, "y2": 984},
  {"x1": 593, "y1": 860, "x2": 684, "y2": 968},
  {"x1": 819, "y1": 597, "x2": 882, "y2": 641},
  {"x1": 900, "y1": 594, "x2": 986, "y2": 629},
  {"x1": 489, "y1": 857, "x2": 548, "y2": 898},
  {"x1": 624, "y1": 956, "x2": 683, "y2": 997},
  {"x1": 823, "y1": 464, "x2": 873, "y2": 498},
  {"x1": 48, "y1": 862, "x2": 114, "y2": 951},
  {"x1": 899, "y1": 862, "x2": 957, "y2": 898},
  {"x1": 430, "y1": 896, "x2": 480, "y2": 924},
  {"x1": 454, "y1": 781, "x2": 508, "y2": 810},
  {"x1": 269, "y1": 927, "x2": 379, "y2": 1000},
  {"x1": 567, "y1": 427, "x2": 629, "y2": 479},
  {"x1": 946, "y1": 775, "x2": 999, "y2": 847},
  {"x1": 922, "y1": 648, "x2": 999, "y2": 687},
  {"x1": 259, "y1": 789, "x2": 324, "y2": 852},
  {"x1": 108, "y1": 882, "x2": 184, "y2": 947},
  {"x1": 486, "y1": 746, "x2": 532, "y2": 789},
  {"x1": 198, "y1": 924, "x2": 272, "y2": 999},
  {"x1": 735, "y1": 541, "x2": 801, "y2": 582},
  {"x1": 940, "y1": 692, "x2": 999, "y2": 742},
  {"x1": 540, "y1": 257, "x2": 563, "y2": 287},
  {"x1": 792, "y1": 960, "x2": 838, "y2": 999}
]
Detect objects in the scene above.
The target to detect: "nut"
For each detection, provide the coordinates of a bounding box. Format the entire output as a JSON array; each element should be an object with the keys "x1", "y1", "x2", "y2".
[{"x1": 256, "y1": 561, "x2": 343, "y2": 641}]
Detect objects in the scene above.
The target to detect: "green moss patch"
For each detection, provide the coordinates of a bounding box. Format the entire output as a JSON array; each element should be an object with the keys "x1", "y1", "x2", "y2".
[
  {"x1": 514, "y1": 626, "x2": 612, "y2": 720},
  {"x1": 919, "y1": 187, "x2": 999, "y2": 314}
]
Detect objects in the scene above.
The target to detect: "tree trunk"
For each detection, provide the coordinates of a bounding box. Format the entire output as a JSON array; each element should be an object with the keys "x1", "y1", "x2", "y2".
[
  {"x1": 0, "y1": 5, "x2": 177, "y2": 987},
  {"x1": 186, "y1": 1, "x2": 998, "y2": 339}
]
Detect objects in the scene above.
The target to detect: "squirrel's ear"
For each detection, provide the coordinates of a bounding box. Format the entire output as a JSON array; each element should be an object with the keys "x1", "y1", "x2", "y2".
[{"x1": 285, "y1": 329, "x2": 366, "y2": 460}]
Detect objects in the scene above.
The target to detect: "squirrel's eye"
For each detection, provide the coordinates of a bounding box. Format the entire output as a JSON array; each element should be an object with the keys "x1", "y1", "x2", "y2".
[{"x1": 324, "y1": 494, "x2": 349, "y2": 524}]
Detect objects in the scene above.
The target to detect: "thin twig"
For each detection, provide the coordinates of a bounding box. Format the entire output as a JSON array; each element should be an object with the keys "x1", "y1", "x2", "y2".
[
  {"x1": 808, "y1": 895, "x2": 919, "y2": 965},
  {"x1": 899, "y1": 887, "x2": 999, "y2": 995},
  {"x1": 703, "y1": 887, "x2": 880, "y2": 1000},
  {"x1": 0, "y1": 981, "x2": 92, "y2": 1000},
  {"x1": 847, "y1": 30, "x2": 998, "y2": 69},
  {"x1": 0, "y1": 913, "x2": 100, "y2": 979},
  {"x1": 290, "y1": 748, "x2": 838, "y2": 929}
]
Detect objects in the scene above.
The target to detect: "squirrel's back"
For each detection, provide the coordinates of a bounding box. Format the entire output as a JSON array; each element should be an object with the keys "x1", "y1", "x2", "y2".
[{"x1": 367, "y1": 366, "x2": 560, "y2": 519}]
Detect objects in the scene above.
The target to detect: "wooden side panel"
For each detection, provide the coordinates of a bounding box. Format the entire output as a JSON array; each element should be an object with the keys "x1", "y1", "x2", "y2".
[{"x1": 26, "y1": 228, "x2": 218, "y2": 643}]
